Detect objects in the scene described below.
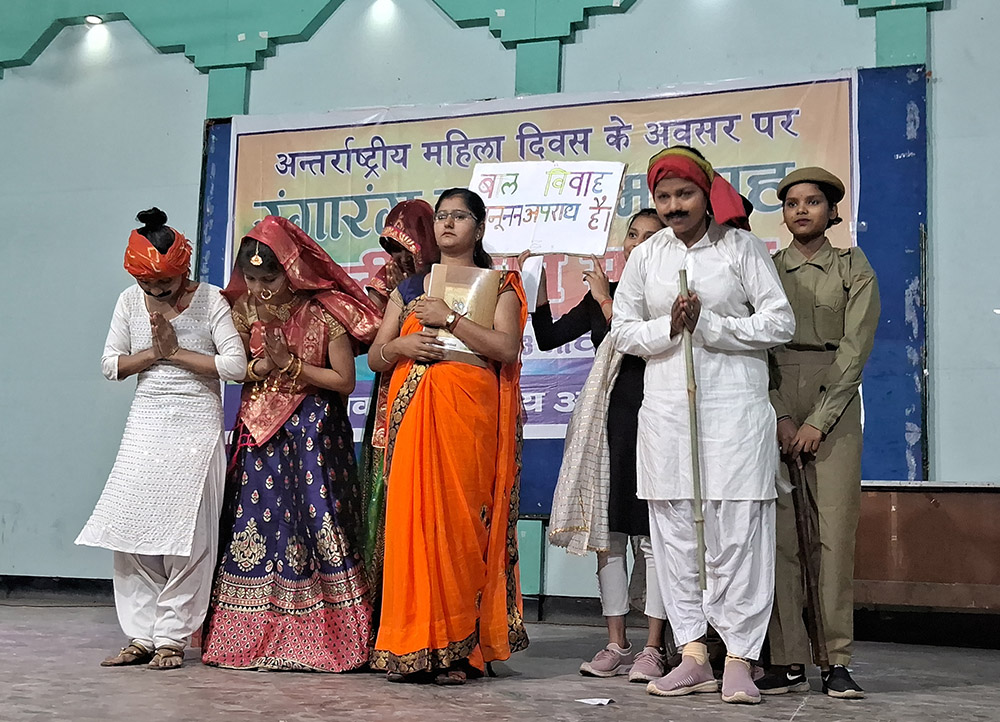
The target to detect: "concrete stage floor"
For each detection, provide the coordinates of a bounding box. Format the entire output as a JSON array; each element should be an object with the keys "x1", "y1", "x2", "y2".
[{"x1": 3, "y1": 604, "x2": 997, "y2": 721}]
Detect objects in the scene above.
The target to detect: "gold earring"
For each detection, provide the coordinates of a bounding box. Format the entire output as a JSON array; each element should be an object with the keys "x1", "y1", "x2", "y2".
[{"x1": 250, "y1": 241, "x2": 263, "y2": 267}]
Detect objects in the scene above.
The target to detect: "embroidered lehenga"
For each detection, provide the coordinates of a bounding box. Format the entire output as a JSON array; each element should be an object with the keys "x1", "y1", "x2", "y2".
[{"x1": 201, "y1": 216, "x2": 381, "y2": 671}]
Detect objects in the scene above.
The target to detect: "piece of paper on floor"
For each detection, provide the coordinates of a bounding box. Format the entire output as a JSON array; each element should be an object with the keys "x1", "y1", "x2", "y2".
[
  {"x1": 575, "y1": 698, "x2": 614, "y2": 705},
  {"x1": 519, "y1": 255, "x2": 544, "y2": 313}
]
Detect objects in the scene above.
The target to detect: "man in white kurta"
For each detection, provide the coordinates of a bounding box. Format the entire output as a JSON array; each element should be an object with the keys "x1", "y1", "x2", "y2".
[
  {"x1": 76, "y1": 219, "x2": 245, "y2": 669},
  {"x1": 612, "y1": 147, "x2": 794, "y2": 704}
]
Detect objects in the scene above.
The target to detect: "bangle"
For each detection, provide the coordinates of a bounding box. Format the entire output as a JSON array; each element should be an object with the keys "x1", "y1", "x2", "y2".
[
  {"x1": 600, "y1": 298, "x2": 613, "y2": 324},
  {"x1": 289, "y1": 357, "x2": 304, "y2": 381},
  {"x1": 246, "y1": 358, "x2": 266, "y2": 382},
  {"x1": 379, "y1": 344, "x2": 392, "y2": 366},
  {"x1": 278, "y1": 354, "x2": 297, "y2": 374}
]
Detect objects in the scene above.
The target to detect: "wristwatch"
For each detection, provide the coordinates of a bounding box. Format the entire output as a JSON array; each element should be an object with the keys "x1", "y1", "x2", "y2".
[{"x1": 445, "y1": 311, "x2": 458, "y2": 330}]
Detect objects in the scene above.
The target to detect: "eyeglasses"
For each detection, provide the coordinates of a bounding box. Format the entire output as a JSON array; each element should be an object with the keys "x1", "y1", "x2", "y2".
[{"x1": 434, "y1": 210, "x2": 476, "y2": 223}]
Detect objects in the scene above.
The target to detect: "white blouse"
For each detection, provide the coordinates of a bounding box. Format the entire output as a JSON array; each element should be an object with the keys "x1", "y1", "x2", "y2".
[{"x1": 611, "y1": 221, "x2": 795, "y2": 501}]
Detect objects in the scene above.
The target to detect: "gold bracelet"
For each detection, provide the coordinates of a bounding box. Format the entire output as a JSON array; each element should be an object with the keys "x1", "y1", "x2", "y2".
[
  {"x1": 289, "y1": 357, "x2": 304, "y2": 381},
  {"x1": 379, "y1": 344, "x2": 392, "y2": 366},
  {"x1": 246, "y1": 358, "x2": 266, "y2": 382},
  {"x1": 278, "y1": 354, "x2": 297, "y2": 374}
]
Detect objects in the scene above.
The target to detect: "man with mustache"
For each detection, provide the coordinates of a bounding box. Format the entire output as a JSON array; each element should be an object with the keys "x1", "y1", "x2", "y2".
[{"x1": 611, "y1": 147, "x2": 795, "y2": 705}]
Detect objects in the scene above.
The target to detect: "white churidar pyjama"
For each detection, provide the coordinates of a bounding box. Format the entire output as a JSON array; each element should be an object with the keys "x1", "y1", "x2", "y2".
[{"x1": 596, "y1": 533, "x2": 666, "y2": 620}]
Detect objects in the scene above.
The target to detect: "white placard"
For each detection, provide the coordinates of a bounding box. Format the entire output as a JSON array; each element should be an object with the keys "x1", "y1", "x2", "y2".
[
  {"x1": 470, "y1": 161, "x2": 626, "y2": 257},
  {"x1": 519, "y1": 255, "x2": 545, "y2": 313}
]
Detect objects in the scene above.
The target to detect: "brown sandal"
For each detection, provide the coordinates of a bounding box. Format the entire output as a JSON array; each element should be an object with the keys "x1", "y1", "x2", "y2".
[
  {"x1": 147, "y1": 646, "x2": 185, "y2": 670},
  {"x1": 387, "y1": 670, "x2": 433, "y2": 684},
  {"x1": 433, "y1": 667, "x2": 467, "y2": 686},
  {"x1": 101, "y1": 643, "x2": 153, "y2": 667}
]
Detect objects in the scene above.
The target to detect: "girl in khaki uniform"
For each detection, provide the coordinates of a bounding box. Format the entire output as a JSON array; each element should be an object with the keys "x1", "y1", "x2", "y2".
[{"x1": 759, "y1": 167, "x2": 880, "y2": 699}]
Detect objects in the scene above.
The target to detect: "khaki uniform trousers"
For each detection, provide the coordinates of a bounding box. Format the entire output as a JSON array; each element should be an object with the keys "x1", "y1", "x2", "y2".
[{"x1": 768, "y1": 350, "x2": 861, "y2": 668}]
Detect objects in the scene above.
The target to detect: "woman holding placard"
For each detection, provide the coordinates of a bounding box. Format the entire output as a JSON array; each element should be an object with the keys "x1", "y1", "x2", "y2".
[
  {"x1": 538, "y1": 210, "x2": 675, "y2": 684},
  {"x1": 367, "y1": 188, "x2": 529, "y2": 685}
]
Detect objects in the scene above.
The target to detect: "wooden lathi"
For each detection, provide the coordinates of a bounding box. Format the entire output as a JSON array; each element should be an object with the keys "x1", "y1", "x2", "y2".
[{"x1": 427, "y1": 263, "x2": 503, "y2": 368}]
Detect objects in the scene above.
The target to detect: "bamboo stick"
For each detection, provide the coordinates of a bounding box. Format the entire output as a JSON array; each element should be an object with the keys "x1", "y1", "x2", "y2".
[{"x1": 679, "y1": 270, "x2": 707, "y2": 591}]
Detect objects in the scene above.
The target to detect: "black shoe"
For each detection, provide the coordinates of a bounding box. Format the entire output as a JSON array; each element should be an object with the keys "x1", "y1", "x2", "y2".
[
  {"x1": 822, "y1": 665, "x2": 865, "y2": 699},
  {"x1": 756, "y1": 665, "x2": 810, "y2": 695}
]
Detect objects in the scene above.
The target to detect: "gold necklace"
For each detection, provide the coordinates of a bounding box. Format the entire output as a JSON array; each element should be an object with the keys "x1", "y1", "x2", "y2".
[{"x1": 258, "y1": 295, "x2": 301, "y2": 323}]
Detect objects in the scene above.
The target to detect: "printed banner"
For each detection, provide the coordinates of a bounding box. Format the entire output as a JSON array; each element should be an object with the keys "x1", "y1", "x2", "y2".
[{"x1": 229, "y1": 74, "x2": 856, "y2": 439}]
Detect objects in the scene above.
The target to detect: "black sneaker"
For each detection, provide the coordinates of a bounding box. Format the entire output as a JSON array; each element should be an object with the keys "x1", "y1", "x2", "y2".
[
  {"x1": 822, "y1": 665, "x2": 865, "y2": 699},
  {"x1": 756, "y1": 665, "x2": 810, "y2": 695}
]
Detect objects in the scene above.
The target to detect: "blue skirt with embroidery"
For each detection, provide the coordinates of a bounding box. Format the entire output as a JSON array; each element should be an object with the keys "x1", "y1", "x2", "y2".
[{"x1": 203, "y1": 392, "x2": 373, "y2": 671}]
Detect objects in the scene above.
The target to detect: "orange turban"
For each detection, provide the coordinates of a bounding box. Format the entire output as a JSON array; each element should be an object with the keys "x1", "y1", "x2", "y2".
[{"x1": 123, "y1": 228, "x2": 192, "y2": 280}]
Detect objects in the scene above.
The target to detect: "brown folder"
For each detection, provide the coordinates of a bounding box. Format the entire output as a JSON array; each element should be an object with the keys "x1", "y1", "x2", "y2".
[{"x1": 427, "y1": 264, "x2": 503, "y2": 367}]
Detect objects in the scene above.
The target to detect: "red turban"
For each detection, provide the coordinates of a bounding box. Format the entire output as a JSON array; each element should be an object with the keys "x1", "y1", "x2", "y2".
[
  {"x1": 646, "y1": 148, "x2": 750, "y2": 231},
  {"x1": 123, "y1": 228, "x2": 192, "y2": 280}
]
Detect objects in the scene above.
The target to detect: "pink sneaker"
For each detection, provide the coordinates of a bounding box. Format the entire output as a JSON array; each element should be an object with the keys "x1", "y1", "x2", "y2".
[
  {"x1": 628, "y1": 647, "x2": 667, "y2": 683},
  {"x1": 721, "y1": 658, "x2": 762, "y2": 705},
  {"x1": 646, "y1": 656, "x2": 718, "y2": 697},
  {"x1": 580, "y1": 643, "x2": 634, "y2": 677}
]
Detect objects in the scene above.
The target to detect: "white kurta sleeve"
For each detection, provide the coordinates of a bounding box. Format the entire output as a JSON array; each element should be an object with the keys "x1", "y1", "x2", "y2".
[
  {"x1": 209, "y1": 292, "x2": 248, "y2": 382},
  {"x1": 693, "y1": 234, "x2": 795, "y2": 352},
  {"x1": 611, "y1": 246, "x2": 682, "y2": 357},
  {"x1": 101, "y1": 291, "x2": 132, "y2": 381}
]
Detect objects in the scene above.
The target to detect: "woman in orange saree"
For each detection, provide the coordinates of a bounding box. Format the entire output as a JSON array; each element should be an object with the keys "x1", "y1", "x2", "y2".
[
  {"x1": 359, "y1": 199, "x2": 438, "y2": 624},
  {"x1": 367, "y1": 188, "x2": 529, "y2": 685}
]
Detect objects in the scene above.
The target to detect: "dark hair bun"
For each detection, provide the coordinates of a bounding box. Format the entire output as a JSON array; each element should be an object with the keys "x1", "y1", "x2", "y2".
[{"x1": 136, "y1": 207, "x2": 168, "y2": 229}]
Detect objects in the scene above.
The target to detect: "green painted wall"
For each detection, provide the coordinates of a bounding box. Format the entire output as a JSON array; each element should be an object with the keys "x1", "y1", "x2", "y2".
[
  {"x1": 1, "y1": 0, "x2": 948, "y2": 118},
  {"x1": 0, "y1": 1, "x2": 349, "y2": 115},
  {"x1": 845, "y1": 0, "x2": 943, "y2": 66}
]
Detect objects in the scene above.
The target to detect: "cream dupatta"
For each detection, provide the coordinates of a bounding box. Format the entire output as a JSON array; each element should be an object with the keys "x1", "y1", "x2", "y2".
[{"x1": 547, "y1": 337, "x2": 624, "y2": 555}]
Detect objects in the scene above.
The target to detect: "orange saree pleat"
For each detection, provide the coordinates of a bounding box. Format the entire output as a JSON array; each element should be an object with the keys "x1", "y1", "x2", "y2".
[{"x1": 372, "y1": 273, "x2": 529, "y2": 674}]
